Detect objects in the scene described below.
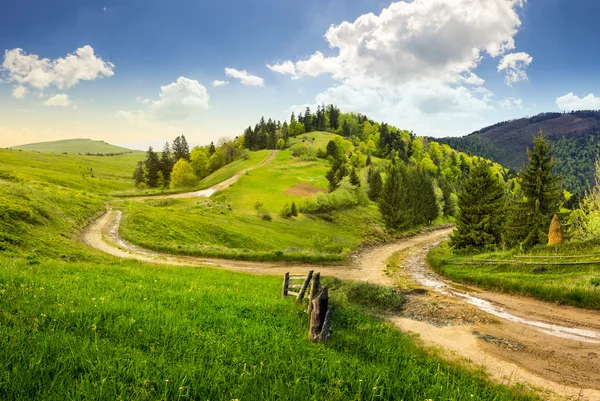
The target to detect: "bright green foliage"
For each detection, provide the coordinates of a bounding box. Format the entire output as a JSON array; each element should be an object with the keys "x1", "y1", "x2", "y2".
[
  {"x1": 169, "y1": 159, "x2": 197, "y2": 189},
  {"x1": 506, "y1": 132, "x2": 562, "y2": 248},
  {"x1": 571, "y1": 158, "x2": 600, "y2": 240},
  {"x1": 450, "y1": 162, "x2": 506, "y2": 251}
]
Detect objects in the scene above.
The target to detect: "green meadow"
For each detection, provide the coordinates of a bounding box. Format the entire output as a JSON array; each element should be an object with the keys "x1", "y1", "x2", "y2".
[
  {"x1": 428, "y1": 242, "x2": 600, "y2": 310},
  {"x1": 0, "y1": 140, "x2": 539, "y2": 400},
  {"x1": 11, "y1": 138, "x2": 132, "y2": 155}
]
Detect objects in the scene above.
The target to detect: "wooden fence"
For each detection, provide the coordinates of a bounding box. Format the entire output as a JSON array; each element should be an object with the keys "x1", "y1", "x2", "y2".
[{"x1": 282, "y1": 271, "x2": 332, "y2": 342}]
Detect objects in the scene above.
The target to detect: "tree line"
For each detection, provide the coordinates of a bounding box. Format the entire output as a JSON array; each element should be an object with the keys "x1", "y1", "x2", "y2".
[{"x1": 133, "y1": 135, "x2": 247, "y2": 189}]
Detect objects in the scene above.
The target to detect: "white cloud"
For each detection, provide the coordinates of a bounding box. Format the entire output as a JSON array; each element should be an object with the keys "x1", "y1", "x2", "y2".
[
  {"x1": 556, "y1": 93, "x2": 600, "y2": 111},
  {"x1": 136, "y1": 96, "x2": 150, "y2": 104},
  {"x1": 44, "y1": 94, "x2": 71, "y2": 107},
  {"x1": 1, "y1": 45, "x2": 114, "y2": 91},
  {"x1": 12, "y1": 85, "x2": 28, "y2": 99},
  {"x1": 212, "y1": 80, "x2": 229, "y2": 87},
  {"x1": 497, "y1": 52, "x2": 533, "y2": 86},
  {"x1": 117, "y1": 77, "x2": 209, "y2": 124},
  {"x1": 269, "y1": 0, "x2": 527, "y2": 136},
  {"x1": 224, "y1": 68, "x2": 264, "y2": 87},
  {"x1": 499, "y1": 97, "x2": 524, "y2": 110}
]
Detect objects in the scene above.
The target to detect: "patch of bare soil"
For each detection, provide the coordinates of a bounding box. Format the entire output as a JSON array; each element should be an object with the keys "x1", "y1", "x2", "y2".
[{"x1": 284, "y1": 182, "x2": 327, "y2": 197}]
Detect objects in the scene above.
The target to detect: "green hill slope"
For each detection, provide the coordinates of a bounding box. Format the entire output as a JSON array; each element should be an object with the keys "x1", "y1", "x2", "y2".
[
  {"x1": 11, "y1": 138, "x2": 132, "y2": 155},
  {"x1": 434, "y1": 111, "x2": 600, "y2": 194}
]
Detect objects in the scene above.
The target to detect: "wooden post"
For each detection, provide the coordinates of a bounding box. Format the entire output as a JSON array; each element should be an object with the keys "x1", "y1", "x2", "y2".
[
  {"x1": 307, "y1": 272, "x2": 320, "y2": 314},
  {"x1": 296, "y1": 270, "x2": 314, "y2": 303},
  {"x1": 319, "y1": 305, "x2": 333, "y2": 342},
  {"x1": 309, "y1": 287, "x2": 328, "y2": 342},
  {"x1": 282, "y1": 272, "x2": 290, "y2": 297}
]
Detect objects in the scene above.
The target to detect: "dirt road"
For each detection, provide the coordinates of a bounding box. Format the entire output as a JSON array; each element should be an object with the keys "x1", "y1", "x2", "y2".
[{"x1": 82, "y1": 210, "x2": 600, "y2": 399}]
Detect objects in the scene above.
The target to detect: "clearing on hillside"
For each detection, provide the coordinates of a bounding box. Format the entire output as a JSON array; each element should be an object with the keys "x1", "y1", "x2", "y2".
[
  {"x1": 11, "y1": 138, "x2": 132, "y2": 155},
  {"x1": 284, "y1": 182, "x2": 328, "y2": 197}
]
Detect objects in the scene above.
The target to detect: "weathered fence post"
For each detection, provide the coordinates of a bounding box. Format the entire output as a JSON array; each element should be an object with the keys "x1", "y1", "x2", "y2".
[
  {"x1": 307, "y1": 272, "x2": 321, "y2": 314},
  {"x1": 282, "y1": 272, "x2": 290, "y2": 298},
  {"x1": 309, "y1": 286, "x2": 330, "y2": 342},
  {"x1": 296, "y1": 270, "x2": 314, "y2": 302},
  {"x1": 319, "y1": 305, "x2": 333, "y2": 342}
]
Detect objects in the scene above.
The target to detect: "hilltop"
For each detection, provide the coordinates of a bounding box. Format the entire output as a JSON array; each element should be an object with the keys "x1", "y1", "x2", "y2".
[
  {"x1": 434, "y1": 111, "x2": 600, "y2": 194},
  {"x1": 11, "y1": 138, "x2": 133, "y2": 155}
]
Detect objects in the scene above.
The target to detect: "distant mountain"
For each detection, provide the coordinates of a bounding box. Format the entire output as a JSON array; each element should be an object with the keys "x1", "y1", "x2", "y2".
[
  {"x1": 434, "y1": 111, "x2": 600, "y2": 194},
  {"x1": 11, "y1": 138, "x2": 133, "y2": 155}
]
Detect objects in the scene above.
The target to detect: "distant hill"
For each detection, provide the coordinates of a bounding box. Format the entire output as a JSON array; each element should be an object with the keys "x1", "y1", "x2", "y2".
[
  {"x1": 11, "y1": 138, "x2": 133, "y2": 155},
  {"x1": 434, "y1": 111, "x2": 600, "y2": 194}
]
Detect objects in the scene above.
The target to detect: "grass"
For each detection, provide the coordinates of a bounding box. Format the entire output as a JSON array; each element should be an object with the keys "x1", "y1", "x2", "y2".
[
  {"x1": 116, "y1": 147, "x2": 391, "y2": 262},
  {"x1": 11, "y1": 138, "x2": 132, "y2": 155},
  {"x1": 0, "y1": 138, "x2": 543, "y2": 400},
  {"x1": 428, "y1": 241, "x2": 600, "y2": 310},
  {"x1": 0, "y1": 255, "x2": 538, "y2": 401}
]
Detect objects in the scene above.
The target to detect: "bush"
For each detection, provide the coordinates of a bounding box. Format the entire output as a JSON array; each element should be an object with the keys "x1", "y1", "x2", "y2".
[
  {"x1": 316, "y1": 147, "x2": 328, "y2": 159},
  {"x1": 301, "y1": 180, "x2": 368, "y2": 214},
  {"x1": 280, "y1": 203, "x2": 293, "y2": 219},
  {"x1": 170, "y1": 159, "x2": 197, "y2": 189},
  {"x1": 291, "y1": 144, "x2": 317, "y2": 161},
  {"x1": 255, "y1": 202, "x2": 272, "y2": 221}
]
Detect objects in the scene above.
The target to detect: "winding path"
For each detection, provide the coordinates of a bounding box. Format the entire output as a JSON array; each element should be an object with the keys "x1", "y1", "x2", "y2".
[{"x1": 81, "y1": 152, "x2": 600, "y2": 400}]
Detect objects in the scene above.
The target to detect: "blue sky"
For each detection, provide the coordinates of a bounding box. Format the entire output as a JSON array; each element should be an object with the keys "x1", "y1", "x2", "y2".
[{"x1": 2, "y1": 0, "x2": 600, "y2": 149}]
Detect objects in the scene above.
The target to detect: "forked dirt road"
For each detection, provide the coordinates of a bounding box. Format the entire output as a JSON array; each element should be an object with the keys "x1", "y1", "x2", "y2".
[{"x1": 82, "y1": 151, "x2": 600, "y2": 400}]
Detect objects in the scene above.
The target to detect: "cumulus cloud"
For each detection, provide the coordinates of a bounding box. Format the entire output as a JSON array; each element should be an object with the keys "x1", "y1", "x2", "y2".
[
  {"x1": 499, "y1": 97, "x2": 524, "y2": 110},
  {"x1": 117, "y1": 77, "x2": 209, "y2": 124},
  {"x1": 497, "y1": 52, "x2": 533, "y2": 86},
  {"x1": 12, "y1": 85, "x2": 28, "y2": 99},
  {"x1": 44, "y1": 94, "x2": 71, "y2": 107},
  {"x1": 1, "y1": 45, "x2": 114, "y2": 91},
  {"x1": 212, "y1": 80, "x2": 229, "y2": 87},
  {"x1": 272, "y1": 0, "x2": 527, "y2": 135},
  {"x1": 556, "y1": 93, "x2": 600, "y2": 111},
  {"x1": 224, "y1": 68, "x2": 264, "y2": 87}
]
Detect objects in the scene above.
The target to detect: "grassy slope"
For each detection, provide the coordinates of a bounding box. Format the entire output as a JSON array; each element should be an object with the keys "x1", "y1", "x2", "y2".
[
  {"x1": 0, "y1": 257, "x2": 536, "y2": 401},
  {"x1": 0, "y1": 138, "x2": 538, "y2": 400},
  {"x1": 118, "y1": 138, "x2": 387, "y2": 262},
  {"x1": 11, "y1": 138, "x2": 132, "y2": 154},
  {"x1": 428, "y1": 242, "x2": 600, "y2": 310}
]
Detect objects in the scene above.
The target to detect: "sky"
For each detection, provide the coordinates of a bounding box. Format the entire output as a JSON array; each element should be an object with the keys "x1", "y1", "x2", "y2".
[{"x1": 2, "y1": 0, "x2": 600, "y2": 149}]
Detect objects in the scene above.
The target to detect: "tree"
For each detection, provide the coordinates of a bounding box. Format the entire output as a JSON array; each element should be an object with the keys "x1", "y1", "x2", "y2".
[
  {"x1": 378, "y1": 163, "x2": 408, "y2": 230},
  {"x1": 290, "y1": 202, "x2": 298, "y2": 217},
  {"x1": 277, "y1": 138, "x2": 285, "y2": 150},
  {"x1": 132, "y1": 161, "x2": 145, "y2": 186},
  {"x1": 160, "y1": 142, "x2": 174, "y2": 183},
  {"x1": 367, "y1": 169, "x2": 383, "y2": 201},
  {"x1": 506, "y1": 131, "x2": 562, "y2": 248},
  {"x1": 326, "y1": 140, "x2": 339, "y2": 160},
  {"x1": 173, "y1": 135, "x2": 190, "y2": 161},
  {"x1": 450, "y1": 161, "x2": 506, "y2": 251},
  {"x1": 143, "y1": 147, "x2": 161, "y2": 188},
  {"x1": 349, "y1": 167, "x2": 361, "y2": 187},
  {"x1": 170, "y1": 159, "x2": 197, "y2": 189}
]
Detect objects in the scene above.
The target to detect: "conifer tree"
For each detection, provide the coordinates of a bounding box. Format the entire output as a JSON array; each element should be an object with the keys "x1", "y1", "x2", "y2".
[
  {"x1": 506, "y1": 131, "x2": 562, "y2": 248},
  {"x1": 367, "y1": 169, "x2": 382, "y2": 200},
  {"x1": 366, "y1": 154, "x2": 372, "y2": 166},
  {"x1": 378, "y1": 163, "x2": 408, "y2": 230},
  {"x1": 290, "y1": 201, "x2": 298, "y2": 217},
  {"x1": 143, "y1": 146, "x2": 161, "y2": 188},
  {"x1": 160, "y1": 142, "x2": 174, "y2": 183},
  {"x1": 450, "y1": 161, "x2": 506, "y2": 251},
  {"x1": 326, "y1": 166, "x2": 340, "y2": 192},
  {"x1": 173, "y1": 135, "x2": 190, "y2": 161},
  {"x1": 132, "y1": 161, "x2": 145, "y2": 186},
  {"x1": 349, "y1": 167, "x2": 361, "y2": 187}
]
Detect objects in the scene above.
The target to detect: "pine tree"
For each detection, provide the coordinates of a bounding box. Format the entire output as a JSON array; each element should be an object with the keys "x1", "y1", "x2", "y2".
[
  {"x1": 208, "y1": 141, "x2": 216, "y2": 155},
  {"x1": 326, "y1": 140, "x2": 339, "y2": 160},
  {"x1": 450, "y1": 161, "x2": 506, "y2": 251},
  {"x1": 349, "y1": 167, "x2": 361, "y2": 187},
  {"x1": 173, "y1": 135, "x2": 190, "y2": 161},
  {"x1": 160, "y1": 142, "x2": 174, "y2": 183},
  {"x1": 290, "y1": 201, "x2": 298, "y2": 217},
  {"x1": 143, "y1": 147, "x2": 161, "y2": 188},
  {"x1": 367, "y1": 169, "x2": 382, "y2": 200},
  {"x1": 366, "y1": 154, "x2": 372, "y2": 166},
  {"x1": 378, "y1": 163, "x2": 408, "y2": 230},
  {"x1": 506, "y1": 131, "x2": 562, "y2": 248},
  {"x1": 326, "y1": 164, "x2": 341, "y2": 192},
  {"x1": 132, "y1": 161, "x2": 145, "y2": 186}
]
